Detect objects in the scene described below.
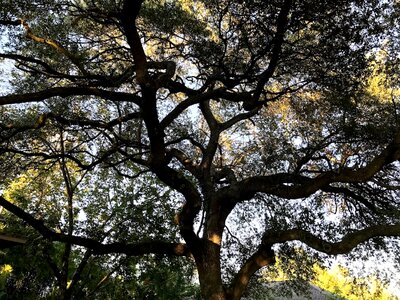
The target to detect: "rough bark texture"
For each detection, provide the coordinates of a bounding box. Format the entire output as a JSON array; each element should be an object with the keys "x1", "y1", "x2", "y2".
[{"x1": 196, "y1": 241, "x2": 226, "y2": 300}]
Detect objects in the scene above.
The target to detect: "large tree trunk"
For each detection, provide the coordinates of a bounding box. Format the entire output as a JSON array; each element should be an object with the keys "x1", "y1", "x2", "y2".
[
  {"x1": 195, "y1": 240, "x2": 227, "y2": 300},
  {"x1": 192, "y1": 192, "x2": 239, "y2": 300}
]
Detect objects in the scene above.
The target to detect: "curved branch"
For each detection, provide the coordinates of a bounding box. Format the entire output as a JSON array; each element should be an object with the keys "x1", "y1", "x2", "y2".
[
  {"x1": 199, "y1": 100, "x2": 221, "y2": 171},
  {"x1": 119, "y1": 0, "x2": 148, "y2": 84},
  {"x1": 0, "y1": 148, "x2": 94, "y2": 170},
  {"x1": 1, "y1": 112, "x2": 141, "y2": 133},
  {"x1": 223, "y1": 133, "x2": 400, "y2": 201},
  {"x1": 164, "y1": 79, "x2": 199, "y2": 96},
  {"x1": 220, "y1": 107, "x2": 260, "y2": 131},
  {"x1": 153, "y1": 165, "x2": 202, "y2": 239},
  {"x1": 0, "y1": 195, "x2": 190, "y2": 256},
  {"x1": 227, "y1": 245, "x2": 275, "y2": 300},
  {"x1": 253, "y1": 0, "x2": 293, "y2": 103},
  {"x1": 165, "y1": 136, "x2": 205, "y2": 153},
  {"x1": 0, "y1": 53, "x2": 127, "y2": 87},
  {"x1": 160, "y1": 88, "x2": 226, "y2": 129},
  {"x1": 0, "y1": 142, "x2": 138, "y2": 172},
  {"x1": 0, "y1": 19, "x2": 20, "y2": 26},
  {"x1": 322, "y1": 185, "x2": 377, "y2": 212},
  {"x1": 21, "y1": 20, "x2": 87, "y2": 75},
  {"x1": 0, "y1": 53, "x2": 75, "y2": 79},
  {"x1": 52, "y1": 111, "x2": 142, "y2": 128},
  {"x1": 0, "y1": 87, "x2": 141, "y2": 106},
  {"x1": 262, "y1": 224, "x2": 400, "y2": 255}
]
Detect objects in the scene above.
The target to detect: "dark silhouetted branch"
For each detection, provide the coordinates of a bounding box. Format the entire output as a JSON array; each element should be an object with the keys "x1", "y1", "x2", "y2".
[
  {"x1": 227, "y1": 245, "x2": 275, "y2": 300},
  {"x1": 262, "y1": 224, "x2": 400, "y2": 255},
  {"x1": 0, "y1": 195, "x2": 190, "y2": 256},
  {"x1": 0, "y1": 87, "x2": 141, "y2": 106}
]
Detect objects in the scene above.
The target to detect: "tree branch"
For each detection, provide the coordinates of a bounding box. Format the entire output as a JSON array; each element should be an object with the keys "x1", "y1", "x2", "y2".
[
  {"x1": 262, "y1": 224, "x2": 400, "y2": 255},
  {"x1": 160, "y1": 88, "x2": 226, "y2": 129},
  {"x1": 0, "y1": 53, "x2": 72, "y2": 78},
  {"x1": 220, "y1": 107, "x2": 260, "y2": 131},
  {"x1": 322, "y1": 185, "x2": 377, "y2": 212},
  {"x1": 0, "y1": 195, "x2": 190, "y2": 256},
  {"x1": 223, "y1": 132, "x2": 400, "y2": 201},
  {"x1": 0, "y1": 148, "x2": 94, "y2": 170},
  {"x1": 227, "y1": 245, "x2": 275, "y2": 300},
  {"x1": 67, "y1": 249, "x2": 92, "y2": 296},
  {"x1": 251, "y1": 0, "x2": 293, "y2": 107},
  {"x1": 119, "y1": 0, "x2": 148, "y2": 84},
  {"x1": 167, "y1": 148, "x2": 200, "y2": 177},
  {"x1": 0, "y1": 87, "x2": 141, "y2": 106},
  {"x1": 0, "y1": 53, "x2": 125, "y2": 86},
  {"x1": 21, "y1": 20, "x2": 87, "y2": 75},
  {"x1": 0, "y1": 19, "x2": 20, "y2": 26},
  {"x1": 2, "y1": 111, "x2": 141, "y2": 131}
]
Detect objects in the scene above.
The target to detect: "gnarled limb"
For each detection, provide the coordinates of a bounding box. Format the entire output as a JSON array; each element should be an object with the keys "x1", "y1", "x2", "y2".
[
  {"x1": 21, "y1": 20, "x2": 88, "y2": 75},
  {"x1": 119, "y1": 0, "x2": 148, "y2": 84},
  {"x1": 222, "y1": 131, "x2": 400, "y2": 202},
  {"x1": 0, "y1": 195, "x2": 190, "y2": 256},
  {"x1": 0, "y1": 19, "x2": 20, "y2": 26},
  {"x1": 227, "y1": 245, "x2": 275, "y2": 300},
  {"x1": 0, "y1": 87, "x2": 141, "y2": 106},
  {"x1": 147, "y1": 61, "x2": 176, "y2": 85},
  {"x1": 167, "y1": 148, "x2": 200, "y2": 177},
  {"x1": 262, "y1": 224, "x2": 400, "y2": 255},
  {"x1": 251, "y1": 0, "x2": 293, "y2": 107}
]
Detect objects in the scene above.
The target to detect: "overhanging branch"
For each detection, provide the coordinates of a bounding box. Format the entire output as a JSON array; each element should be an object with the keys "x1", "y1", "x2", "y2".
[
  {"x1": 227, "y1": 245, "x2": 275, "y2": 300},
  {"x1": 0, "y1": 87, "x2": 141, "y2": 106},
  {"x1": 252, "y1": 0, "x2": 293, "y2": 106},
  {"x1": 119, "y1": 0, "x2": 148, "y2": 84},
  {"x1": 0, "y1": 53, "x2": 124, "y2": 86},
  {"x1": 262, "y1": 224, "x2": 400, "y2": 255},
  {"x1": 0, "y1": 195, "x2": 190, "y2": 256},
  {"x1": 21, "y1": 20, "x2": 87, "y2": 75},
  {"x1": 224, "y1": 132, "x2": 400, "y2": 201}
]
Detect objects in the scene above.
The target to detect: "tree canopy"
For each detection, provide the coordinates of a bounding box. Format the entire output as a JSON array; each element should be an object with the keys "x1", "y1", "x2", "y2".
[{"x1": 0, "y1": 0, "x2": 400, "y2": 299}]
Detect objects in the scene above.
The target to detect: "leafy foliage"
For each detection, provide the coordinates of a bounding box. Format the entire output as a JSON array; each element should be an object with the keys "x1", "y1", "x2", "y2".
[{"x1": 254, "y1": 254, "x2": 399, "y2": 300}]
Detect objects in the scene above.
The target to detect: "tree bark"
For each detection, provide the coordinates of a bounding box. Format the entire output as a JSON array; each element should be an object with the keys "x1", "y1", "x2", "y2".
[
  {"x1": 226, "y1": 246, "x2": 275, "y2": 300},
  {"x1": 192, "y1": 194, "x2": 234, "y2": 300},
  {"x1": 195, "y1": 240, "x2": 227, "y2": 300}
]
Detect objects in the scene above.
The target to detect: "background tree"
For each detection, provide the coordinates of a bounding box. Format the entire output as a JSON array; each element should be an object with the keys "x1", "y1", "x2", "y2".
[
  {"x1": 0, "y1": 0, "x2": 400, "y2": 299},
  {"x1": 248, "y1": 252, "x2": 399, "y2": 300}
]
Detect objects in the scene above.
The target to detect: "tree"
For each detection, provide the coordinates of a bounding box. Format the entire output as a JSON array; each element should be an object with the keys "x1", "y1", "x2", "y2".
[{"x1": 0, "y1": 0, "x2": 399, "y2": 299}]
